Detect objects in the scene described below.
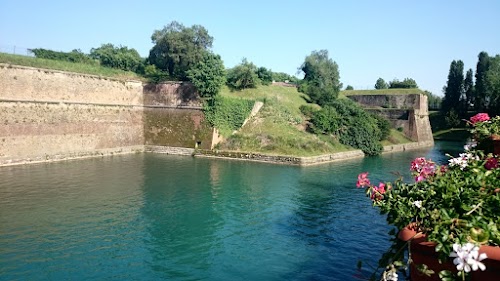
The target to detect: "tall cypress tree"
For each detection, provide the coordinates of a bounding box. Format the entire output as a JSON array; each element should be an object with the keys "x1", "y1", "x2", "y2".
[
  {"x1": 463, "y1": 68, "x2": 474, "y2": 111},
  {"x1": 442, "y1": 60, "x2": 464, "y2": 114},
  {"x1": 475, "y1": 52, "x2": 490, "y2": 111}
]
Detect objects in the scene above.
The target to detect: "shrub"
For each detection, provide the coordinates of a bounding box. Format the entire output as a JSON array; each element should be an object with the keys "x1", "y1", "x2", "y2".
[
  {"x1": 310, "y1": 99, "x2": 384, "y2": 155},
  {"x1": 203, "y1": 96, "x2": 255, "y2": 136},
  {"x1": 299, "y1": 104, "x2": 319, "y2": 118}
]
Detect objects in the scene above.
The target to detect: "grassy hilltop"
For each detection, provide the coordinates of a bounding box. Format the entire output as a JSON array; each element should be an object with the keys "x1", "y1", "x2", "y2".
[{"x1": 218, "y1": 85, "x2": 411, "y2": 156}]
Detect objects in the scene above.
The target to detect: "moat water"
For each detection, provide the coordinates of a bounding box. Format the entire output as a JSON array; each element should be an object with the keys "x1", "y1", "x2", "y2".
[{"x1": 0, "y1": 141, "x2": 464, "y2": 280}]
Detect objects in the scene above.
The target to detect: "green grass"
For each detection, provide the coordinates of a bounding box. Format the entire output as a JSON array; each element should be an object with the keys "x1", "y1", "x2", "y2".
[
  {"x1": 0, "y1": 53, "x2": 142, "y2": 80},
  {"x1": 218, "y1": 85, "x2": 411, "y2": 156},
  {"x1": 433, "y1": 128, "x2": 470, "y2": 141},
  {"x1": 342, "y1": 88, "x2": 424, "y2": 96},
  {"x1": 382, "y1": 129, "x2": 412, "y2": 146}
]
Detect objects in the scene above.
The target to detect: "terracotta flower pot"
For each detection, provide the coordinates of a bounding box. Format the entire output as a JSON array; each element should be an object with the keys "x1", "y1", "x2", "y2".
[
  {"x1": 492, "y1": 134, "x2": 500, "y2": 156},
  {"x1": 398, "y1": 225, "x2": 500, "y2": 280}
]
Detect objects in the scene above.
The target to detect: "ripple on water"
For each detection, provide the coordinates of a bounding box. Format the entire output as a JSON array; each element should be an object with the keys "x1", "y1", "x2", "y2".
[{"x1": 0, "y1": 143, "x2": 463, "y2": 280}]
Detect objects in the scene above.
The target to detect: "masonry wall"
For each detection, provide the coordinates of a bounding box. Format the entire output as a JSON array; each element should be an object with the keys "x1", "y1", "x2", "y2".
[
  {"x1": 0, "y1": 64, "x2": 144, "y2": 165},
  {"x1": 142, "y1": 82, "x2": 217, "y2": 150},
  {"x1": 347, "y1": 94, "x2": 434, "y2": 144}
]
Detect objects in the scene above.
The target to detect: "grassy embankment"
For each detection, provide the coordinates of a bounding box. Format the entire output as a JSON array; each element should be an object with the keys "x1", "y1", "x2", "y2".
[
  {"x1": 429, "y1": 111, "x2": 471, "y2": 141},
  {"x1": 219, "y1": 86, "x2": 411, "y2": 156},
  {"x1": 0, "y1": 53, "x2": 142, "y2": 80}
]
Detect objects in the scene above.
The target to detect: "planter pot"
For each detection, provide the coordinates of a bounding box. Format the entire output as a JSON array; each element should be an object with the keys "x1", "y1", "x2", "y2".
[
  {"x1": 492, "y1": 134, "x2": 500, "y2": 156},
  {"x1": 398, "y1": 225, "x2": 500, "y2": 281}
]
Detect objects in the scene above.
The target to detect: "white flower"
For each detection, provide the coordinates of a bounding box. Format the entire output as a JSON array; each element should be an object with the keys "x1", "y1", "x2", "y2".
[
  {"x1": 448, "y1": 153, "x2": 477, "y2": 170},
  {"x1": 413, "y1": 200, "x2": 422, "y2": 209},
  {"x1": 382, "y1": 270, "x2": 398, "y2": 281},
  {"x1": 464, "y1": 142, "x2": 477, "y2": 151},
  {"x1": 449, "y1": 243, "x2": 488, "y2": 273}
]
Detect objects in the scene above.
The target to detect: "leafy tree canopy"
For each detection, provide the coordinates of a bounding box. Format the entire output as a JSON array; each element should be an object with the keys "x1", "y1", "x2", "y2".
[
  {"x1": 388, "y1": 78, "x2": 418, "y2": 89},
  {"x1": 31, "y1": 48, "x2": 96, "y2": 65},
  {"x1": 299, "y1": 49, "x2": 341, "y2": 106},
  {"x1": 375, "y1": 78, "x2": 388, "y2": 89},
  {"x1": 442, "y1": 60, "x2": 464, "y2": 113},
  {"x1": 257, "y1": 67, "x2": 273, "y2": 86},
  {"x1": 148, "y1": 21, "x2": 213, "y2": 80},
  {"x1": 186, "y1": 51, "x2": 226, "y2": 99},
  {"x1": 226, "y1": 58, "x2": 260, "y2": 90},
  {"x1": 90, "y1": 43, "x2": 144, "y2": 73},
  {"x1": 345, "y1": 85, "x2": 354, "y2": 90}
]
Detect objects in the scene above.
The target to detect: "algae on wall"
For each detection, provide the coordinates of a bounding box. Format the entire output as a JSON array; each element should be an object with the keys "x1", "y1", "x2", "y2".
[{"x1": 143, "y1": 108, "x2": 214, "y2": 149}]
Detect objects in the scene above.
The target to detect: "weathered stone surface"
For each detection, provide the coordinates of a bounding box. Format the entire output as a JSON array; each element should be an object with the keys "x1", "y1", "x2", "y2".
[
  {"x1": 0, "y1": 65, "x2": 216, "y2": 166},
  {"x1": 347, "y1": 94, "x2": 434, "y2": 144}
]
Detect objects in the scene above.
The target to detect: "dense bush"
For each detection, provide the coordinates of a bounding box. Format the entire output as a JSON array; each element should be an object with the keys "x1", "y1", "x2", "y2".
[
  {"x1": 186, "y1": 52, "x2": 226, "y2": 99},
  {"x1": 299, "y1": 104, "x2": 319, "y2": 118},
  {"x1": 89, "y1": 43, "x2": 144, "y2": 73},
  {"x1": 310, "y1": 99, "x2": 386, "y2": 155},
  {"x1": 226, "y1": 58, "x2": 260, "y2": 90},
  {"x1": 203, "y1": 96, "x2": 255, "y2": 136},
  {"x1": 31, "y1": 48, "x2": 97, "y2": 65},
  {"x1": 388, "y1": 78, "x2": 418, "y2": 89}
]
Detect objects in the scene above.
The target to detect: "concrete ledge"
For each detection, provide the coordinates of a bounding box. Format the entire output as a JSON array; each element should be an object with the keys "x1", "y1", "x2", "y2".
[
  {"x1": 194, "y1": 149, "x2": 365, "y2": 166},
  {"x1": 145, "y1": 146, "x2": 195, "y2": 156},
  {"x1": 382, "y1": 141, "x2": 434, "y2": 153},
  {"x1": 0, "y1": 145, "x2": 145, "y2": 167}
]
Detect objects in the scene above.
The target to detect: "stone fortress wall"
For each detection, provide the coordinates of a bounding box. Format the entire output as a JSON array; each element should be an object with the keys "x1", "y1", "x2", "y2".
[
  {"x1": 0, "y1": 64, "x2": 215, "y2": 166},
  {"x1": 346, "y1": 94, "x2": 434, "y2": 145},
  {"x1": 0, "y1": 64, "x2": 433, "y2": 166}
]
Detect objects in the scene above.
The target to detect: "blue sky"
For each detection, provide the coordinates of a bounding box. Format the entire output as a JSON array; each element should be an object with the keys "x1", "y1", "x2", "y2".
[{"x1": 1, "y1": 0, "x2": 499, "y2": 95}]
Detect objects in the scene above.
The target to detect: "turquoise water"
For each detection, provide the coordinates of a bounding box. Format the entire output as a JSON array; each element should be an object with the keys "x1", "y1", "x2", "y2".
[{"x1": 0, "y1": 141, "x2": 464, "y2": 280}]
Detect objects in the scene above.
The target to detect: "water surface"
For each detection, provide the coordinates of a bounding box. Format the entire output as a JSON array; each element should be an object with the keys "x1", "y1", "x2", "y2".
[{"x1": 0, "y1": 141, "x2": 464, "y2": 280}]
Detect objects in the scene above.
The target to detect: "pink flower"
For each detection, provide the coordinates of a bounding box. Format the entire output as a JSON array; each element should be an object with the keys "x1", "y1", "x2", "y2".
[
  {"x1": 485, "y1": 157, "x2": 498, "y2": 170},
  {"x1": 410, "y1": 157, "x2": 436, "y2": 182},
  {"x1": 356, "y1": 172, "x2": 371, "y2": 188},
  {"x1": 470, "y1": 113, "x2": 490, "y2": 124},
  {"x1": 370, "y1": 182, "x2": 386, "y2": 200}
]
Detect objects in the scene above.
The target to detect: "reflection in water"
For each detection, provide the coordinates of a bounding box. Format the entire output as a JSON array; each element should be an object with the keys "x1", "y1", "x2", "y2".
[{"x1": 0, "y1": 141, "x2": 465, "y2": 280}]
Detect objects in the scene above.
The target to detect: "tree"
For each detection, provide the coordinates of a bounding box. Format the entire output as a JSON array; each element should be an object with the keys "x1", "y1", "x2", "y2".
[
  {"x1": 186, "y1": 52, "x2": 226, "y2": 99},
  {"x1": 423, "y1": 90, "x2": 442, "y2": 110},
  {"x1": 484, "y1": 55, "x2": 500, "y2": 115},
  {"x1": 388, "y1": 78, "x2": 418, "y2": 89},
  {"x1": 226, "y1": 58, "x2": 260, "y2": 90},
  {"x1": 90, "y1": 43, "x2": 144, "y2": 72},
  {"x1": 463, "y1": 68, "x2": 474, "y2": 111},
  {"x1": 345, "y1": 85, "x2": 354, "y2": 90},
  {"x1": 442, "y1": 60, "x2": 464, "y2": 114},
  {"x1": 298, "y1": 50, "x2": 341, "y2": 106},
  {"x1": 256, "y1": 67, "x2": 273, "y2": 85},
  {"x1": 475, "y1": 51, "x2": 490, "y2": 111},
  {"x1": 375, "y1": 78, "x2": 388, "y2": 89},
  {"x1": 148, "y1": 21, "x2": 213, "y2": 80}
]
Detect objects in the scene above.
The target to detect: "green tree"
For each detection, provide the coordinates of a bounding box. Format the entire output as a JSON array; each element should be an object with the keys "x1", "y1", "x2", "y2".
[
  {"x1": 148, "y1": 21, "x2": 213, "y2": 80},
  {"x1": 475, "y1": 51, "x2": 490, "y2": 111},
  {"x1": 272, "y1": 72, "x2": 296, "y2": 84},
  {"x1": 442, "y1": 60, "x2": 464, "y2": 114},
  {"x1": 345, "y1": 85, "x2": 354, "y2": 90},
  {"x1": 298, "y1": 49, "x2": 341, "y2": 106},
  {"x1": 388, "y1": 78, "x2": 418, "y2": 89},
  {"x1": 226, "y1": 58, "x2": 260, "y2": 90},
  {"x1": 423, "y1": 90, "x2": 442, "y2": 110},
  {"x1": 186, "y1": 52, "x2": 226, "y2": 99},
  {"x1": 256, "y1": 67, "x2": 273, "y2": 85},
  {"x1": 90, "y1": 43, "x2": 144, "y2": 72},
  {"x1": 375, "y1": 78, "x2": 388, "y2": 89},
  {"x1": 484, "y1": 55, "x2": 500, "y2": 115},
  {"x1": 463, "y1": 68, "x2": 474, "y2": 111}
]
